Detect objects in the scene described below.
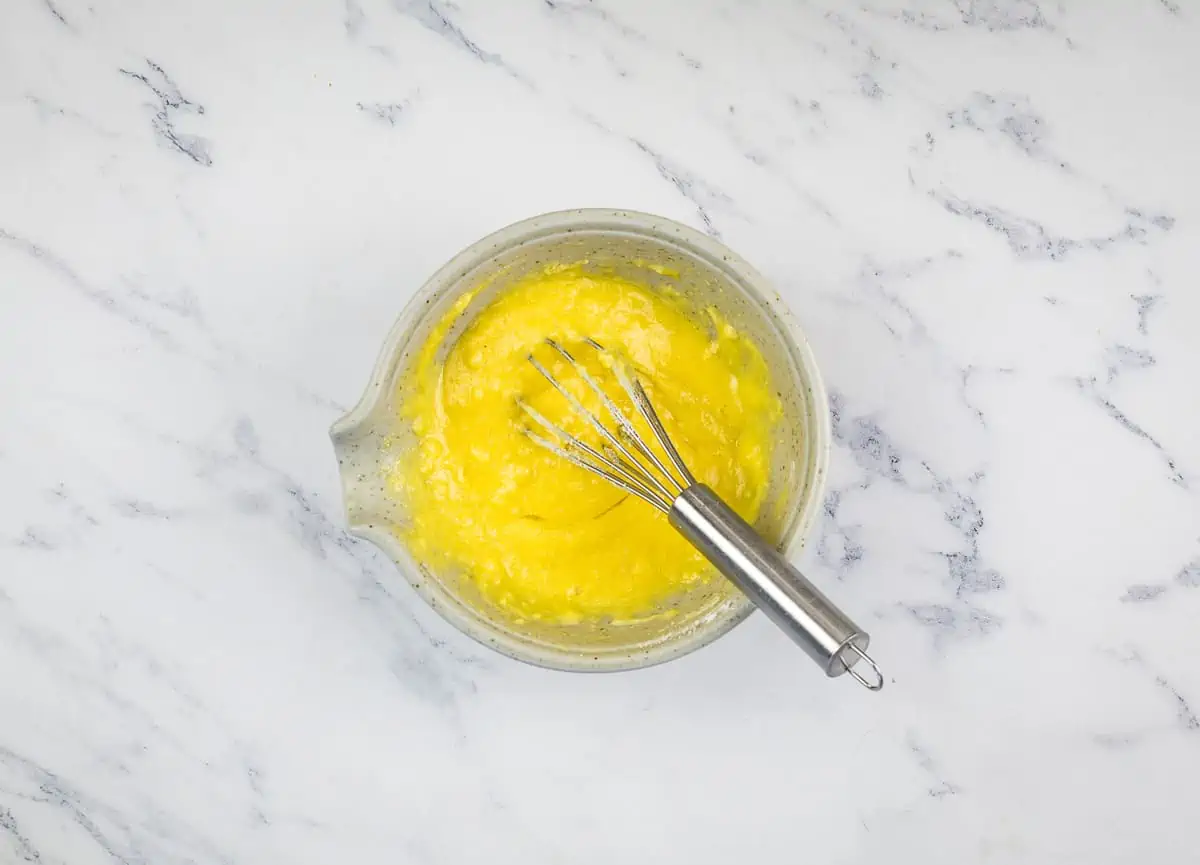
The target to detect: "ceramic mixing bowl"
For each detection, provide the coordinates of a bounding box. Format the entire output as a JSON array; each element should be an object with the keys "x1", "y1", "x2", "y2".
[{"x1": 330, "y1": 209, "x2": 830, "y2": 671}]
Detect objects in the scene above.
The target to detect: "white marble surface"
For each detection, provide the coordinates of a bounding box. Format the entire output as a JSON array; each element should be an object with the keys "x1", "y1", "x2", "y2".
[{"x1": 2, "y1": 0, "x2": 1199, "y2": 862}]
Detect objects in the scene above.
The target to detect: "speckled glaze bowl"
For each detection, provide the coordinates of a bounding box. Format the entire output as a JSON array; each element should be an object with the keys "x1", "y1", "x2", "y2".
[{"x1": 330, "y1": 209, "x2": 830, "y2": 671}]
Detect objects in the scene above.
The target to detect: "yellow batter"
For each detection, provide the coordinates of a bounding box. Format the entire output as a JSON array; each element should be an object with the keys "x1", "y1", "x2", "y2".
[{"x1": 390, "y1": 263, "x2": 780, "y2": 624}]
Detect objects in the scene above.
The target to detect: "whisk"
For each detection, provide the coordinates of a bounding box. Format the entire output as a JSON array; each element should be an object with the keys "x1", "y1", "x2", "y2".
[{"x1": 520, "y1": 338, "x2": 884, "y2": 691}]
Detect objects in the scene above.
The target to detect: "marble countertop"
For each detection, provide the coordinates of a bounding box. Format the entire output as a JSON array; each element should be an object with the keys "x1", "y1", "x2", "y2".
[{"x1": 3, "y1": 1, "x2": 1198, "y2": 862}]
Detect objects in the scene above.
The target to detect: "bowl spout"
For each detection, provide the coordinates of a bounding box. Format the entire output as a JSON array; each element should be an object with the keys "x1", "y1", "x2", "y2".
[{"x1": 330, "y1": 405, "x2": 402, "y2": 536}]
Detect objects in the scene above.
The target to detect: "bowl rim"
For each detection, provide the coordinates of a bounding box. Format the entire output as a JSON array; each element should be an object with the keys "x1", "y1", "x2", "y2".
[{"x1": 331, "y1": 208, "x2": 831, "y2": 672}]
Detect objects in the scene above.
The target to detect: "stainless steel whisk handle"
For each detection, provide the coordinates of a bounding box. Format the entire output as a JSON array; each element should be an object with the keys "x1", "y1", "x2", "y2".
[{"x1": 670, "y1": 485, "x2": 883, "y2": 690}]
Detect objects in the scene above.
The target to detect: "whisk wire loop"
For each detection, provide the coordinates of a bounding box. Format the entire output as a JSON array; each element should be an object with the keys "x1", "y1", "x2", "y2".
[
  {"x1": 518, "y1": 399, "x2": 672, "y2": 512},
  {"x1": 526, "y1": 339, "x2": 686, "y2": 504}
]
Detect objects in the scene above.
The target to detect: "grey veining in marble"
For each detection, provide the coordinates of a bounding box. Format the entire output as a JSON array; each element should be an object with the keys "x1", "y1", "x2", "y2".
[{"x1": 1, "y1": 1, "x2": 1198, "y2": 863}]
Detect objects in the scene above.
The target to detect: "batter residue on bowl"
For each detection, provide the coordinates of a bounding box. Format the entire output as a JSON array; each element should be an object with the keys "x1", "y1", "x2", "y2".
[{"x1": 390, "y1": 263, "x2": 780, "y2": 625}]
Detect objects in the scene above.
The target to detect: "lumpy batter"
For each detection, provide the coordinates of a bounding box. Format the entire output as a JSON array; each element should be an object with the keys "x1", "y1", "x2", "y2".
[{"x1": 390, "y1": 263, "x2": 780, "y2": 624}]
